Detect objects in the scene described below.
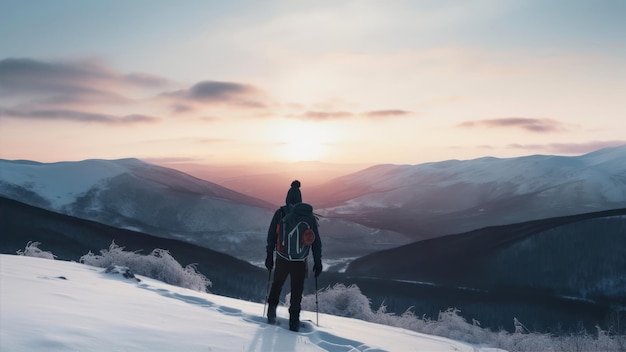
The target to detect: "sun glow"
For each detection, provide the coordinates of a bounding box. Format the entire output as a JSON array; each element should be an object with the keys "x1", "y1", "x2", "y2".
[{"x1": 278, "y1": 121, "x2": 332, "y2": 162}]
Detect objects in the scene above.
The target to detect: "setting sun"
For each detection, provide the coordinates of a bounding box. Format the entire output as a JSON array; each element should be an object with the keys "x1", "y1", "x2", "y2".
[{"x1": 278, "y1": 121, "x2": 331, "y2": 162}]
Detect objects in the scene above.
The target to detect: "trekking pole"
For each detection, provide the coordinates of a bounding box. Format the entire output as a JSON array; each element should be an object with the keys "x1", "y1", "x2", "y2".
[
  {"x1": 263, "y1": 269, "x2": 272, "y2": 317},
  {"x1": 315, "y1": 275, "x2": 319, "y2": 327}
]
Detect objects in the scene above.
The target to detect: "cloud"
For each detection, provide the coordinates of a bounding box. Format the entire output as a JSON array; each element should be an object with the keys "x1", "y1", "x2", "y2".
[
  {"x1": 170, "y1": 103, "x2": 194, "y2": 114},
  {"x1": 288, "y1": 109, "x2": 412, "y2": 121},
  {"x1": 18, "y1": 89, "x2": 133, "y2": 108},
  {"x1": 0, "y1": 58, "x2": 278, "y2": 125},
  {"x1": 458, "y1": 117, "x2": 566, "y2": 133},
  {"x1": 0, "y1": 58, "x2": 170, "y2": 125},
  {"x1": 362, "y1": 110, "x2": 412, "y2": 118},
  {"x1": 187, "y1": 81, "x2": 258, "y2": 101},
  {"x1": 0, "y1": 107, "x2": 159, "y2": 125},
  {"x1": 290, "y1": 111, "x2": 354, "y2": 120},
  {"x1": 508, "y1": 140, "x2": 626, "y2": 154},
  {"x1": 0, "y1": 58, "x2": 168, "y2": 97},
  {"x1": 162, "y1": 81, "x2": 269, "y2": 110}
]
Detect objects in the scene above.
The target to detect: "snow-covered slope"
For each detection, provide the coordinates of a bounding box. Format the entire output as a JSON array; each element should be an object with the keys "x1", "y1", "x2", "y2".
[
  {"x1": 0, "y1": 158, "x2": 272, "y2": 209},
  {"x1": 0, "y1": 159, "x2": 131, "y2": 208},
  {"x1": 0, "y1": 254, "x2": 491, "y2": 352},
  {"x1": 0, "y1": 159, "x2": 411, "y2": 262},
  {"x1": 309, "y1": 145, "x2": 626, "y2": 238}
]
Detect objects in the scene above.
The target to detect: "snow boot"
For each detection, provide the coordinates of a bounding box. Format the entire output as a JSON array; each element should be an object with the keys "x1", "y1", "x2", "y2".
[
  {"x1": 289, "y1": 311, "x2": 300, "y2": 332},
  {"x1": 267, "y1": 304, "x2": 277, "y2": 324}
]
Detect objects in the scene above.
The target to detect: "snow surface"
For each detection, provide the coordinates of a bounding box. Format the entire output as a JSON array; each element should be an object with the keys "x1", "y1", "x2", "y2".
[{"x1": 0, "y1": 254, "x2": 500, "y2": 352}]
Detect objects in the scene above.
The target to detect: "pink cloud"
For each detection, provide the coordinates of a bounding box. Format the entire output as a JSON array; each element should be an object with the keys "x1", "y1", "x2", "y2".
[
  {"x1": 458, "y1": 118, "x2": 566, "y2": 133},
  {"x1": 362, "y1": 110, "x2": 412, "y2": 118}
]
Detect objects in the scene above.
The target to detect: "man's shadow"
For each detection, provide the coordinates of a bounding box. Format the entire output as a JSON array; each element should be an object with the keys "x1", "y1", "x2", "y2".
[{"x1": 246, "y1": 314, "x2": 298, "y2": 352}]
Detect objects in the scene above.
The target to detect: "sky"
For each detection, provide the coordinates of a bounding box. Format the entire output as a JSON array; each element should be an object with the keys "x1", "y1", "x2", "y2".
[
  {"x1": 1, "y1": 254, "x2": 490, "y2": 351},
  {"x1": 1, "y1": 0, "x2": 625, "y2": 167}
]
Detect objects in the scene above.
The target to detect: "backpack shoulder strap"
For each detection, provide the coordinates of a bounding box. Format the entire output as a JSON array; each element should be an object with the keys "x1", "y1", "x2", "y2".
[{"x1": 280, "y1": 205, "x2": 292, "y2": 220}]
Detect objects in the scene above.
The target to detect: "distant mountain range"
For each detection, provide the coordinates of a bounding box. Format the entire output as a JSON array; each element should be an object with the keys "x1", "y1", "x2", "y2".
[
  {"x1": 165, "y1": 160, "x2": 369, "y2": 207},
  {"x1": 1, "y1": 145, "x2": 624, "y2": 264},
  {"x1": 0, "y1": 158, "x2": 410, "y2": 263},
  {"x1": 308, "y1": 145, "x2": 626, "y2": 239}
]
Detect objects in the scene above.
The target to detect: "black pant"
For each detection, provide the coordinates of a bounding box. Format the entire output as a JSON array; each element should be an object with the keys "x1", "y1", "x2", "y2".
[{"x1": 267, "y1": 256, "x2": 306, "y2": 316}]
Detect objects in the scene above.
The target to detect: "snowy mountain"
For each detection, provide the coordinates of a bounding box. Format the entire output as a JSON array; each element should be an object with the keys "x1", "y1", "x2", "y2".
[
  {"x1": 0, "y1": 158, "x2": 273, "y2": 209},
  {"x1": 0, "y1": 254, "x2": 495, "y2": 352},
  {"x1": 0, "y1": 158, "x2": 271, "y2": 258},
  {"x1": 169, "y1": 160, "x2": 370, "y2": 207},
  {"x1": 0, "y1": 158, "x2": 411, "y2": 263},
  {"x1": 309, "y1": 145, "x2": 626, "y2": 239},
  {"x1": 2, "y1": 145, "x2": 624, "y2": 264}
]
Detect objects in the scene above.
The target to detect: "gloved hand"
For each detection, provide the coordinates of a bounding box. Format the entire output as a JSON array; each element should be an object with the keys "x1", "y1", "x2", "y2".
[
  {"x1": 313, "y1": 261, "x2": 323, "y2": 277},
  {"x1": 265, "y1": 253, "x2": 274, "y2": 271}
]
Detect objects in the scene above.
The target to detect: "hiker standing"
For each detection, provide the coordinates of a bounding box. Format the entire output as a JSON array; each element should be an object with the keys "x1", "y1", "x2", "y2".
[{"x1": 265, "y1": 180, "x2": 322, "y2": 331}]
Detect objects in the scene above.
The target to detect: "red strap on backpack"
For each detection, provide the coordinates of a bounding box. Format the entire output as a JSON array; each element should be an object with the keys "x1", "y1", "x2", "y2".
[{"x1": 276, "y1": 223, "x2": 282, "y2": 252}]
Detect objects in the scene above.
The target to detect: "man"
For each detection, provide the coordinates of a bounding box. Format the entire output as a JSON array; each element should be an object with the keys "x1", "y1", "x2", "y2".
[{"x1": 265, "y1": 180, "x2": 322, "y2": 331}]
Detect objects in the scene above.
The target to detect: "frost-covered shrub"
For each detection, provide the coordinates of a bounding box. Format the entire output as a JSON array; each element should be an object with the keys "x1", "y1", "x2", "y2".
[
  {"x1": 429, "y1": 308, "x2": 489, "y2": 344},
  {"x1": 16, "y1": 241, "x2": 56, "y2": 260},
  {"x1": 300, "y1": 284, "x2": 374, "y2": 321},
  {"x1": 80, "y1": 241, "x2": 211, "y2": 292},
  {"x1": 300, "y1": 283, "x2": 626, "y2": 352}
]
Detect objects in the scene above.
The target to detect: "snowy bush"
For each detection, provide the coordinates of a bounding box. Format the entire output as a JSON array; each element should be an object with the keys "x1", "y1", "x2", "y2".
[
  {"x1": 300, "y1": 283, "x2": 626, "y2": 352},
  {"x1": 299, "y1": 284, "x2": 374, "y2": 321},
  {"x1": 80, "y1": 241, "x2": 211, "y2": 292},
  {"x1": 16, "y1": 241, "x2": 56, "y2": 260}
]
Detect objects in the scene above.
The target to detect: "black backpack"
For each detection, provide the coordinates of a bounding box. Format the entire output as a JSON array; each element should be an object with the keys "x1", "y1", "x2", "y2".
[{"x1": 276, "y1": 203, "x2": 316, "y2": 261}]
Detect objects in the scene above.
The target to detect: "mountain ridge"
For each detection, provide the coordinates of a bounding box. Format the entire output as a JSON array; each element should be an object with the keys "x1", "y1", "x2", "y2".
[
  {"x1": 1, "y1": 145, "x2": 624, "y2": 262},
  {"x1": 307, "y1": 145, "x2": 626, "y2": 238}
]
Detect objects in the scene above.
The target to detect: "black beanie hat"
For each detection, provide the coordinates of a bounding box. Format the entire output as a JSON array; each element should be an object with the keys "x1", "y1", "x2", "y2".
[{"x1": 286, "y1": 180, "x2": 302, "y2": 205}]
